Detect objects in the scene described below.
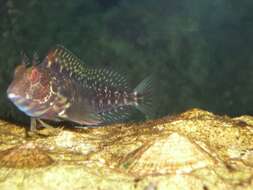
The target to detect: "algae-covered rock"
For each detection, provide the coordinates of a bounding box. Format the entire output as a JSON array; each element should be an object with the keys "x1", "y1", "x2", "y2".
[{"x1": 0, "y1": 109, "x2": 253, "y2": 190}]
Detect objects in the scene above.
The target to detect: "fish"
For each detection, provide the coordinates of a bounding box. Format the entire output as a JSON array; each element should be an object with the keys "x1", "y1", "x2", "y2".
[{"x1": 7, "y1": 45, "x2": 153, "y2": 130}]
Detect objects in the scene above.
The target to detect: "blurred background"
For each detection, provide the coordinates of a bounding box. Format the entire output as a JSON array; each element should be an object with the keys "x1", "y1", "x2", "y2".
[{"x1": 1, "y1": 0, "x2": 253, "y2": 124}]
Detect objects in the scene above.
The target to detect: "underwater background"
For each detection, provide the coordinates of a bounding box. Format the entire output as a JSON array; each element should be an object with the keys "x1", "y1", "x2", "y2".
[{"x1": 1, "y1": 0, "x2": 253, "y2": 124}]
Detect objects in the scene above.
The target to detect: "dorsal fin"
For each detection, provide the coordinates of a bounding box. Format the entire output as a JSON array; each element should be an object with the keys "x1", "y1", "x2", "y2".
[
  {"x1": 41, "y1": 45, "x2": 88, "y2": 79},
  {"x1": 86, "y1": 68, "x2": 129, "y2": 90},
  {"x1": 42, "y1": 45, "x2": 129, "y2": 90}
]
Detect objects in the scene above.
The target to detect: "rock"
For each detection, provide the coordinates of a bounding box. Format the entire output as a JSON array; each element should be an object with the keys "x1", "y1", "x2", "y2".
[{"x1": 0, "y1": 109, "x2": 253, "y2": 190}]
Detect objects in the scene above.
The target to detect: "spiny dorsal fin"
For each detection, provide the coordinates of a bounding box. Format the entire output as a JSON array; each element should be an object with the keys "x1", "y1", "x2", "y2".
[
  {"x1": 42, "y1": 45, "x2": 88, "y2": 79},
  {"x1": 42, "y1": 45, "x2": 129, "y2": 90}
]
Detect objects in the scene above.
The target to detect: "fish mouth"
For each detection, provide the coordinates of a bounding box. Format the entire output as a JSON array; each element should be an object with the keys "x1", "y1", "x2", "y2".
[
  {"x1": 7, "y1": 92, "x2": 35, "y2": 116},
  {"x1": 7, "y1": 93, "x2": 26, "y2": 104},
  {"x1": 8, "y1": 93, "x2": 21, "y2": 100},
  {"x1": 7, "y1": 92, "x2": 50, "y2": 117}
]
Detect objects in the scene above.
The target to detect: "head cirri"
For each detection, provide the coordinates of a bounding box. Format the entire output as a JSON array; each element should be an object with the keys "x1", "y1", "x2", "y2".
[{"x1": 7, "y1": 54, "x2": 51, "y2": 117}]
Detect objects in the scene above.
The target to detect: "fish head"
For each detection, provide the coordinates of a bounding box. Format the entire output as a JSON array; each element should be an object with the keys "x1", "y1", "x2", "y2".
[{"x1": 7, "y1": 59, "x2": 51, "y2": 117}]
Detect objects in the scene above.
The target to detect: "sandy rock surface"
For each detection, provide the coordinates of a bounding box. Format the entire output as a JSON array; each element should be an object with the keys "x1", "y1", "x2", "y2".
[{"x1": 0, "y1": 109, "x2": 253, "y2": 190}]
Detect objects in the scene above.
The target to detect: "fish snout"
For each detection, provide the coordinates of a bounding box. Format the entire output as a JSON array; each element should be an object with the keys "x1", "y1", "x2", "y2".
[
  {"x1": 7, "y1": 84, "x2": 17, "y2": 99},
  {"x1": 7, "y1": 84, "x2": 23, "y2": 103},
  {"x1": 7, "y1": 85, "x2": 34, "y2": 116}
]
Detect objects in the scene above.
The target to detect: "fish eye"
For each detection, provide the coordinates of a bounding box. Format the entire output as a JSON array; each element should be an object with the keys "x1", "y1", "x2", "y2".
[{"x1": 29, "y1": 67, "x2": 40, "y2": 84}]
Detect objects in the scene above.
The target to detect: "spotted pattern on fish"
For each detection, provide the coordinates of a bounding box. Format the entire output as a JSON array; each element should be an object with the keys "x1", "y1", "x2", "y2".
[{"x1": 7, "y1": 45, "x2": 153, "y2": 126}]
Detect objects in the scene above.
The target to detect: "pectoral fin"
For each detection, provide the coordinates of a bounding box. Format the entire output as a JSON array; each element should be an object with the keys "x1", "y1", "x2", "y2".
[{"x1": 61, "y1": 102, "x2": 102, "y2": 126}]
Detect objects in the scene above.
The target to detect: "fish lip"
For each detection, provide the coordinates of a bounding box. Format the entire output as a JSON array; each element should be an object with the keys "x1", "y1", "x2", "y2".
[
  {"x1": 7, "y1": 92, "x2": 26, "y2": 105},
  {"x1": 6, "y1": 85, "x2": 17, "y2": 99},
  {"x1": 7, "y1": 93, "x2": 20, "y2": 99},
  {"x1": 7, "y1": 93, "x2": 34, "y2": 116}
]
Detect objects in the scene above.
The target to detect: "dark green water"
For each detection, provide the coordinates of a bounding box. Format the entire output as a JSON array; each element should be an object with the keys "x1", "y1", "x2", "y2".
[{"x1": 1, "y1": 0, "x2": 253, "y2": 124}]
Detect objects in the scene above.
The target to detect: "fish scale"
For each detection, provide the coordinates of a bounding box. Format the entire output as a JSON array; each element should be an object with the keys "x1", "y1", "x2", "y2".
[{"x1": 7, "y1": 45, "x2": 153, "y2": 129}]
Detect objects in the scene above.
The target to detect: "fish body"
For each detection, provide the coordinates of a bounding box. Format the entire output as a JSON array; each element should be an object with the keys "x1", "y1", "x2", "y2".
[{"x1": 7, "y1": 45, "x2": 152, "y2": 126}]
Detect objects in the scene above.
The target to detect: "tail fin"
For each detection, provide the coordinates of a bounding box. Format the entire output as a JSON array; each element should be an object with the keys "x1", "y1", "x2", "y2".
[{"x1": 133, "y1": 76, "x2": 154, "y2": 118}]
